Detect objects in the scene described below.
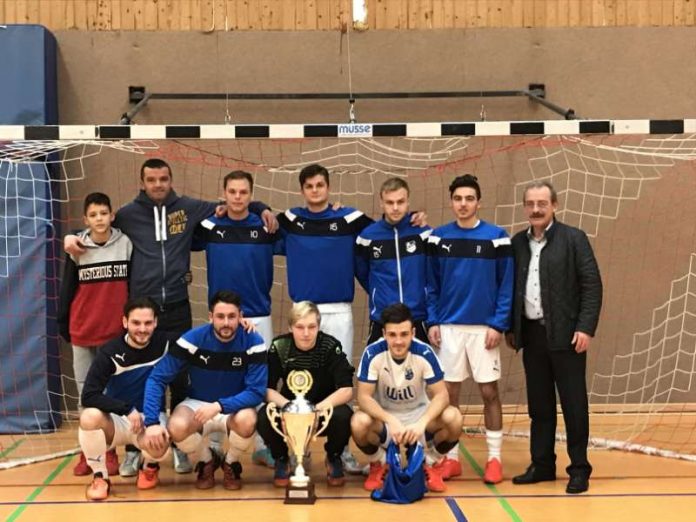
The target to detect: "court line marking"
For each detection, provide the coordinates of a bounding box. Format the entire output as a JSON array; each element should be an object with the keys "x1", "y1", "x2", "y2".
[
  {"x1": 2, "y1": 490, "x2": 696, "y2": 507},
  {"x1": 6, "y1": 455, "x2": 72, "y2": 521},
  {"x1": 459, "y1": 441, "x2": 523, "y2": 522},
  {"x1": 445, "y1": 497, "x2": 469, "y2": 521},
  {"x1": 0, "y1": 439, "x2": 26, "y2": 459}
]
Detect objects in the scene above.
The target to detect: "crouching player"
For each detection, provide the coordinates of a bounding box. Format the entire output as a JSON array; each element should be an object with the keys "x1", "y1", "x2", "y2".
[
  {"x1": 79, "y1": 297, "x2": 171, "y2": 501},
  {"x1": 256, "y1": 301, "x2": 354, "y2": 487},
  {"x1": 351, "y1": 303, "x2": 462, "y2": 493},
  {"x1": 142, "y1": 290, "x2": 267, "y2": 490}
]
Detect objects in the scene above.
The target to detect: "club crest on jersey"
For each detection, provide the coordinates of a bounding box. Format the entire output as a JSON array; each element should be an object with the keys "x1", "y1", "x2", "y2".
[
  {"x1": 404, "y1": 367, "x2": 414, "y2": 380},
  {"x1": 372, "y1": 245, "x2": 383, "y2": 258},
  {"x1": 329, "y1": 222, "x2": 338, "y2": 232},
  {"x1": 405, "y1": 240, "x2": 417, "y2": 253}
]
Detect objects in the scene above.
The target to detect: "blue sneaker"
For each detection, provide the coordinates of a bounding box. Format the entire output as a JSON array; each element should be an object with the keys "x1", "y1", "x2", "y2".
[
  {"x1": 252, "y1": 447, "x2": 275, "y2": 468},
  {"x1": 273, "y1": 457, "x2": 290, "y2": 488}
]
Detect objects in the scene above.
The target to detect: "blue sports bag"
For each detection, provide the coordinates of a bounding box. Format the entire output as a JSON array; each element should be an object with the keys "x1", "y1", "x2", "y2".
[{"x1": 371, "y1": 442, "x2": 427, "y2": 504}]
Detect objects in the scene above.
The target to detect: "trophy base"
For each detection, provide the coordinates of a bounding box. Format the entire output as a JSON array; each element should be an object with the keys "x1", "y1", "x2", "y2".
[{"x1": 284, "y1": 481, "x2": 316, "y2": 505}]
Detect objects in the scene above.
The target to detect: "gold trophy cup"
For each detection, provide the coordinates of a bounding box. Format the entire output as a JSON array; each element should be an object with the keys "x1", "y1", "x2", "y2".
[{"x1": 266, "y1": 370, "x2": 333, "y2": 504}]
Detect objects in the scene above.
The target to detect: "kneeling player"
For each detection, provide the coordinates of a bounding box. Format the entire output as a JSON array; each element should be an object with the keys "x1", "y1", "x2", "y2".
[
  {"x1": 351, "y1": 303, "x2": 462, "y2": 493},
  {"x1": 256, "y1": 301, "x2": 354, "y2": 487},
  {"x1": 79, "y1": 297, "x2": 171, "y2": 501},
  {"x1": 142, "y1": 291, "x2": 267, "y2": 490}
]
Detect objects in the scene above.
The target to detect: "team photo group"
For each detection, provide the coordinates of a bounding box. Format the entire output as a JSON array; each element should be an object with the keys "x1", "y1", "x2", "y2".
[{"x1": 58, "y1": 158, "x2": 602, "y2": 501}]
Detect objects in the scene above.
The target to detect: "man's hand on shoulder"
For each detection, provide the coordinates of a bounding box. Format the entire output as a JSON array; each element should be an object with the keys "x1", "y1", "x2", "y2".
[
  {"x1": 64, "y1": 234, "x2": 86, "y2": 257},
  {"x1": 261, "y1": 209, "x2": 279, "y2": 233}
]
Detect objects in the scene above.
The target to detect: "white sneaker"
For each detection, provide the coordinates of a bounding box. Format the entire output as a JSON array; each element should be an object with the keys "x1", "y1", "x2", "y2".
[
  {"x1": 119, "y1": 450, "x2": 142, "y2": 477},
  {"x1": 341, "y1": 448, "x2": 367, "y2": 475},
  {"x1": 172, "y1": 447, "x2": 193, "y2": 474}
]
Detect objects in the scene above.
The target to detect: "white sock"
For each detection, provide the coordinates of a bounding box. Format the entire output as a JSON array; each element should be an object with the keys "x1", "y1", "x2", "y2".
[
  {"x1": 78, "y1": 428, "x2": 108, "y2": 478},
  {"x1": 226, "y1": 431, "x2": 254, "y2": 464},
  {"x1": 366, "y1": 447, "x2": 385, "y2": 463},
  {"x1": 177, "y1": 433, "x2": 209, "y2": 463},
  {"x1": 486, "y1": 429, "x2": 503, "y2": 461},
  {"x1": 447, "y1": 446, "x2": 460, "y2": 461},
  {"x1": 425, "y1": 446, "x2": 445, "y2": 466}
]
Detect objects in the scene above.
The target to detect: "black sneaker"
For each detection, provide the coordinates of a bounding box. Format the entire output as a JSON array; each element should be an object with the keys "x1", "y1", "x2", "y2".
[{"x1": 325, "y1": 453, "x2": 345, "y2": 487}]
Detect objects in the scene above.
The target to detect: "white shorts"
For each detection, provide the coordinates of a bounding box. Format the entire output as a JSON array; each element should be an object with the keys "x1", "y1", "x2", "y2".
[
  {"x1": 248, "y1": 315, "x2": 273, "y2": 346},
  {"x1": 108, "y1": 412, "x2": 167, "y2": 450},
  {"x1": 316, "y1": 302, "x2": 354, "y2": 362},
  {"x1": 178, "y1": 398, "x2": 230, "y2": 437},
  {"x1": 439, "y1": 324, "x2": 501, "y2": 383}
]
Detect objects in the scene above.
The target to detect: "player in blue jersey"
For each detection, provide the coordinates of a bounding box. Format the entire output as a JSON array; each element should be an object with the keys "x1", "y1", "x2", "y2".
[
  {"x1": 79, "y1": 297, "x2": 171, "y2": 501},
  {"x1": 426, "y1": 174, "x2": 514, "y2": 485},
  {"x1": 192, "y1": 170, "x2": 283, "y2": 468},
  {"x1": 351, "y1": 303, "x2": 462, "y2": 493},
  {"x1": 141, "y1": 291, "x2": 268, "y2": 490},
  {"x1": 356, "y1": 177, "x2": 431, "y2": 344}
]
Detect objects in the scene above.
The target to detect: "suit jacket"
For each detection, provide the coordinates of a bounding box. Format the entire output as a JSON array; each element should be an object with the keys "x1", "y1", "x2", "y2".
[{"x1": 510, "y1": 220, "x2": 602, "y2": 351}]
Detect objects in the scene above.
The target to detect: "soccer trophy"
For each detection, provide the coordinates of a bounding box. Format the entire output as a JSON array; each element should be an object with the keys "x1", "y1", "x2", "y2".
[{"x1": 265, "y1": 370, "x2": 333, "y2": 504}]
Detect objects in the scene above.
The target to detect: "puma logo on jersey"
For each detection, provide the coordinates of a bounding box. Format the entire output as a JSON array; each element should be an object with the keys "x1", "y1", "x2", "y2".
[
  {"x1": 114, "y1": 353, "x2": 126, "y2": 362},
  {"x1": 216, "y1": 230, "x2": 226, "y2": 238},
  {"x1": 296, "y1": 221, "x2": 306, "y2": 230},
  {"x1": 199, "y1": 354, "x2": 210, "y2": 365},
  {"x1": 441, "y1": 243, "x2": 452, "y2": 253}
]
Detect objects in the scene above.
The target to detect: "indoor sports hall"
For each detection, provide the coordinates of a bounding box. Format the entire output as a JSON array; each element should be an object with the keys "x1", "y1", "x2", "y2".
[{"x1": 1, "y1": 1, "x2": 695, "y2": 521}]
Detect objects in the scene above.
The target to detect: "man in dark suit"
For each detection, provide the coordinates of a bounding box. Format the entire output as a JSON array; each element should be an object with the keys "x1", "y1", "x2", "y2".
[{"x1": 506, "y1": 181, "x2": 602, "y2": 494}]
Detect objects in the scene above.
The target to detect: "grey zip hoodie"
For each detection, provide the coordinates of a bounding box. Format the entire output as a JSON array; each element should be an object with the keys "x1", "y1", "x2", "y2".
[{"x1": 115, "y1": 190, "x2": 216, "y2": 305}]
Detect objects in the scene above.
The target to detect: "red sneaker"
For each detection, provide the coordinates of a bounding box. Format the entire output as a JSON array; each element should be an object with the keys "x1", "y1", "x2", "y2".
[
  {"x1": 432, "y1": 457, "x2": 462, "y2": 480},
  {"x1": 483, "y1": 458, "x2": 503, "y2": 484},
  {"x1": 136, "y1": 463, "x2": 160, "y2": 490},
  {"x1": 363, "y1": 461, "x2": 388, "y2": 491},
  {"x1": 424, "y1": 464, "x2": 446, "y2": 492},
  {"x1": 105, "y1": 449, "x2": 120, "y2": 476},
  {"x1": 73, "y1": 452, "x2": 92, "y2": 476},
  {"x1": 85, "y1": 473, "x2": 111, "y2": 501}
]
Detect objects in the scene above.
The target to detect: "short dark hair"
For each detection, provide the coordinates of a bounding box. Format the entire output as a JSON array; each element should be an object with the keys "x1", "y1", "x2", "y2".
[
  {"x1": 380, "y1": 303, "x2": 414, "y2": 327},
  {"x1": 209, "y1": 290, "x2": 242, "y2": 311},
  {"x1": 83, "y1": 192, "x2": 112, "y2": 214},
  {"x1": 223, "y1": 170, "x2": 254, "y2": 191},
  {"x1": 140, "y1": 158, "x2": 172, "y2": 181},
  {"x1": 299, "y1": 164, "x2": 329, "y2": 188},
  {"x1": 123, "y1": 296, "x2": 159, "y2": 319},
  {"x1": 449, "y1": 174, "x2": 481, "y2": 200}
]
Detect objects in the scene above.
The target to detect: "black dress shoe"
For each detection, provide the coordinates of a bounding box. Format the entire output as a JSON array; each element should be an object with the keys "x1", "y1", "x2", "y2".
[
  {"x1": 566, "y1": 475, "x2": 589, "y2": 494},
  {"x1": 512, "y1": 465, "x2": 556, "y2": 485}
]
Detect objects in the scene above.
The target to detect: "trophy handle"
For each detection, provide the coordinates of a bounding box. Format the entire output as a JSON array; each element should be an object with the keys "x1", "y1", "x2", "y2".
[
  {"x1": 265, "y1": 402, "x2": 287, "y2": 439},
  {"x1": 312, "y1": 404, "x2": 333, "y2": 440}
]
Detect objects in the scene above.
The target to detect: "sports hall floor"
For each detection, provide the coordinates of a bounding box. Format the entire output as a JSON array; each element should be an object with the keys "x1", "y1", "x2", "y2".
[{"x1": 1, "y1": 425, "x2": 695, "y2": 522}]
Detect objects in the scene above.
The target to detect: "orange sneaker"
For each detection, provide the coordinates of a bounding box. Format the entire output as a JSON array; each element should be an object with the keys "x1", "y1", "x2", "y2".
[
  {"x1": 73, "y1": 452, "x2": 92, "y2": 476},
  {"x1": 483, "y1": 458, "x2": 503, "y2": 484},
  {"x1": 424, "y1": 464, "x2": 446, "y2": 492},
  {"x1": 136, "y1": 463, "x2": 160, "y2": 490},
  {"x1": 105, "y1": 449, "x2": 120, "y2": 476},
  {"x1": 432, "y1": 457, "x2": 462, "y2": 480},
  {"x1": 363, "y1": 461, "x2": 388, "y2": 491},
  {"x1": 85, "y1": 473, "x2": 111, "y2": 501}
]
